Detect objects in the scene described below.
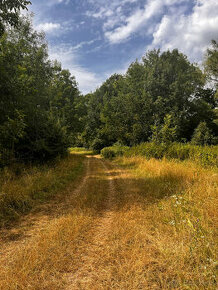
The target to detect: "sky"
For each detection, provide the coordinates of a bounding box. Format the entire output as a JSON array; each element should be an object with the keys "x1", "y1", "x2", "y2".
[{"x1": 29, "y1": 0, "x2": 218, "y2": 94}]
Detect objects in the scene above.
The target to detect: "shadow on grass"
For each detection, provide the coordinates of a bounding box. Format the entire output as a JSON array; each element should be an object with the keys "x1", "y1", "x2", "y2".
[{"x1": 0, "y1": 155, "x2": 188, "y2": 244}]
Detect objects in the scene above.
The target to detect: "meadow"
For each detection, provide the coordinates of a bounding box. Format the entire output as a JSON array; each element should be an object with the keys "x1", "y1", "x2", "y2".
[{"x1": 0, "y1": 147, "x2": 217, "y2": 289}]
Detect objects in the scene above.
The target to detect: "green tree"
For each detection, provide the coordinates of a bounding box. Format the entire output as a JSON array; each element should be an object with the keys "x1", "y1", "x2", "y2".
[
  {"x1": 82, "y1": 48, "x2": 215, "y2": 147},
  {"x1": 0, "y1": 15, "x2": 80, "y2": 164},
  {"x1": 204, "y1": 40, "x2": 218, "y2": 86},
  {"x1": 191, "y1": 122, "x2": 215, "y2": 145},
  {"x1": 151, "y1": 114, "x2": 178, "y2": 144},
  {"x1": 0, "y1": 0, "x2": 31, "y2": 36}
]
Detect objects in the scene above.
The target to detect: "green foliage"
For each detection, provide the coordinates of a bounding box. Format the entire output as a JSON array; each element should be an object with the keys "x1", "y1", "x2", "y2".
[
  {"x1": 204, "y1": 39, "x2": 218, "y2": 86},
  {"x1": 0, "y1": 110, "x2": 26, "y2": 166},
  {"x1": 151, "y1": 114, "x2": 178, "y2": 144},
  {"x1": 81, "y1": 48, "x2": 217, "y2": 148},
  {"x1": 191, "y1": 122, "x2": 216, "y2": 145},
  {"x1": 102, "y1": 143, "x2": 218, "y2": 167},
  {"x1": 125, "y1": 142, "x2": 167, "y2": 159},
  {"x1": 0, "y1": 9, "x2": 217, "y2": 168},
  {"x1": 0, "y1": 109, "x2": 26, "y2": 147},
  {"x1": 0, "y1": 15, "x2": 81, "y2": 165},
  {"x1": 0, "y1": 0, "x2": 31, "y2": 36},
  {"x1": 101, "y1": 145, "x2": 129, "y2": 159}
]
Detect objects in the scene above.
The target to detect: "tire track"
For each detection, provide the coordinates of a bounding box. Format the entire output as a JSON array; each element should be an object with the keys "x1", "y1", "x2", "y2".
[
  {"x1": 66, "y1": 157, "x2": 117, "y2": 290},
  {"x1": 0, "y1": 157, "x2": 91, "y2": 253}
]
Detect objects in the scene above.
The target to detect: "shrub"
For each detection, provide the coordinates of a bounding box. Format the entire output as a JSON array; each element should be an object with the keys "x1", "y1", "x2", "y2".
[
  {"x1": 102, "y1": 142, "x2": 218, "y2": 167},
  {"x1": 191, "y1": 122, "x2": 215, "y2": 145},
  {"x1": 101, "y1": 145, "x2": 129, "y2": 159}
]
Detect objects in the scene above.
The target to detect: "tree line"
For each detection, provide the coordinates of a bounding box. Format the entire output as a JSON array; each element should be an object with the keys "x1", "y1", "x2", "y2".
[
  {"x1": 0, "y1": 1, "x2": 84, "y2": 165},
  {"x1": 80, "y1": 45, "x2": 218, "y2": 150},
  {"x1": 0, "y1": 1, "x2": 217, "y2": 166}
]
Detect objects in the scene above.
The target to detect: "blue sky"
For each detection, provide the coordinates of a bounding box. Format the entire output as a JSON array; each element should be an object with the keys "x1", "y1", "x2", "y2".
[{"x1": 29, "y1": 0, "x2": 218, "y2": 93}]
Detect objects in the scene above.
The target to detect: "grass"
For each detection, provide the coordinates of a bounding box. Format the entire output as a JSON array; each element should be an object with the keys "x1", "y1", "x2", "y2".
[
  {"x1": 0, "y1": 154, "x2": 84, "y2": 226},
  {"x1": 103, "y1": 156, "x2": 218, "y2": 289},
  {"x1": 101, "y1": 142, "x2": 218, "y2": 167},
  {"x1": 0, "y1": 155, "x2": 111, "y2": 289},
  {"x1": 69, "y1": 147, "x2": 94, "y2": 155},
  {"x1": 0, "y1": 151, "x2": 217, "y2": 289}
]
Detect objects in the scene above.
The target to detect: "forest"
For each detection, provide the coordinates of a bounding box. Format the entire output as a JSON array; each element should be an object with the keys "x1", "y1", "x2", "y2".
[{"x1": 0, "y1": 1, "x2": 218, "y2": 168}]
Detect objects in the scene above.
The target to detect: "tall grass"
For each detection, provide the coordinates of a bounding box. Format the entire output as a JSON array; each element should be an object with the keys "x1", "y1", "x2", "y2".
[
  {"x1": 105, "y1": 156, "x2": 218, "y2": 288},
  {"x1": 0, "y1": 152, "x2": 217, "y2": 289},
  {"x1": 0, "y1": 155, "x2": 111, "y2": 289},
  {"x1": 0, "y1": 154, "x2": 84, "y2": 226},
  {"x1": 101, "y1": 142, "x2": 218, "y2": 167}
]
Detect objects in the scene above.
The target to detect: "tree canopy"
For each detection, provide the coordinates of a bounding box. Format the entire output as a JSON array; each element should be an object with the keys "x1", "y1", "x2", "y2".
[
  {"x1": 0, "y1": 16, "x2": 81, "y2": 165},
  {"x1": 0, "y1": 0, "x2": 31, "y2": 36},
  {"x1": 79, "y1": 49, "x2": 217, "y2": 149}
]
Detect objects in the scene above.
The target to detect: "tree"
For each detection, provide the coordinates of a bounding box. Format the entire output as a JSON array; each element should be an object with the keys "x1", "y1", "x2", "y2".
[
  {"x1": 0, "y1": 0, "x2": 31, "y2": 36},
  {"x1": 151, "y1": 114, "x2": 178, "y2": 144},
  {"x1": 0, "y1": 15, "x2": 80, "y2": 164},
  {"x1": 49, "y1": 63, "x2": 80, "y2": 143},
  {"x1": 81, "y1": 48, "x2": 216, "y2": 147},
  {"x1": 204, "y1": 40, "x2": 218, "y2": 86},
  {"x1": 191, "y1": 122, "x2": 215, "y2": 145}
]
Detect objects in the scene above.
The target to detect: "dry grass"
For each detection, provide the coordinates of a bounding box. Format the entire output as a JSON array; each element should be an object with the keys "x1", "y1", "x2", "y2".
[
  {"x1": 0, "y1": 156, "x2": 111, "y2": 289},
  {"x1": 0, "y1": 155, "x2": 84, "y2": 226},
  {"x1": 0, "y1": 155, "x2": 217, "y2": 289},
  {"x1": 100, "y1": 156, "x2": 218, "y2": 289}
]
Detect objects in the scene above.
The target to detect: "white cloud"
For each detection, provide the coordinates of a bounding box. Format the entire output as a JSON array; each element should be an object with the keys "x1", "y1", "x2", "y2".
[
  {"x1": 31, "y1": 0, "x2": 218, "y2": 93},
  {"x1": 49, "y1": 44, "x2": 103, "y2": 93},
  {"x1": 96, "y1": 0, "x2": 217, "y2": 62},
  {"x1": 105, "y1": 0, "x2": 188, "y2": 44},
  {"x1": 46, "y1": 0, "x2": 70, "y2": 6},
  {"x1": 36, "y1": 22, "x2": 61, "y2": 33},
  {"x1": 86, "y1": 0, "x2": 139, "y2": 32},
  {"x1": 150, "y1": 0, "x2": 218, "y2": 62},
  {"x1": 72, "y1": 39, "x2": 99, "y2": 50}
]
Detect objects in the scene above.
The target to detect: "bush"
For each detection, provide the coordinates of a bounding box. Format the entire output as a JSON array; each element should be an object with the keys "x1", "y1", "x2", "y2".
[
  {"x1": 125, "y1": 142, "x2": 167, "y2": 159},
  {"x1": 191, "y1": 122, "x2": 215, "y2": 145},
  {"x1": 101, "y1": 145, "x2": 129, "y2": 159},
  {"x1": 102, "y1": 142, "x2": 218, "y2": 167}
]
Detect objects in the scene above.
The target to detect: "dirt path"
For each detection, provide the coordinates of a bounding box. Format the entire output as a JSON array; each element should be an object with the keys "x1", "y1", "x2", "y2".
[
  {"x1": 66, "y1": 158, "x2": 117, "y2": 289},
  {"x1": 0, "y1": 155, "x2": 120, "y2": 289}
]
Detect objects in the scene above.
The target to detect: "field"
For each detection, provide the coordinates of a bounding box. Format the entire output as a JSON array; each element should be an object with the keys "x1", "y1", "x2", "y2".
[{"x1": 0, "y1": 150, "x2": 217, "y2": 289}]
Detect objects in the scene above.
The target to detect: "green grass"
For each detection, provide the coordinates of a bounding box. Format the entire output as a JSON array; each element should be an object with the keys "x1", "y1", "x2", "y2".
[
  {"x1": 69, "y1": 147, "x2": 94, "y2": 155},
  {"x1": 101, "y1": 143, "x2": 218, "y2": 167}
]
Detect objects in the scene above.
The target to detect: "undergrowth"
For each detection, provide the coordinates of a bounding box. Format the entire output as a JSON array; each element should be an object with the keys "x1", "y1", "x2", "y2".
[{"x1": 101, "y1": 142, "x2": 218, "y2": 167}]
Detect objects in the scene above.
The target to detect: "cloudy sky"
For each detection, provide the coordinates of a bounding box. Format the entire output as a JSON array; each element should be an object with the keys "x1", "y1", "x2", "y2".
[{"x1": 30, "y1": 0, "x2": 218, "y2": 93}]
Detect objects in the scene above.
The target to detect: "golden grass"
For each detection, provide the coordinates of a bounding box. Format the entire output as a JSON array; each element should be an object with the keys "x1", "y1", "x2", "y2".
[
  {"x1": 0, "y1": 156, "x2": 110, "y2": 289},
  {"x1": 0, "y1": 154, "x2": 84, "y2": 226},
  {"x1": 0, "y1": 155, "x2": 217, "y2": 289},
  {"x1": 102, "y1": 156, "x2": 218, "y2": 289}
]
